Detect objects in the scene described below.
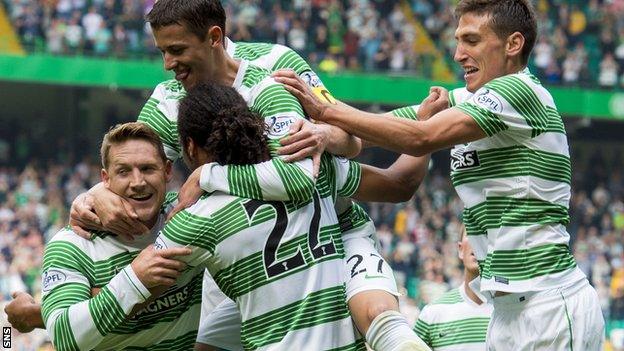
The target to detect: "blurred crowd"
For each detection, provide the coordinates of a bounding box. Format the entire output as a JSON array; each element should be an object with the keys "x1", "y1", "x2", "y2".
[
  {"x1": 5, "y1": 0, "x2": 624, "y2": 87},
  {"x1": 1, "y1": 144, "x2": 623, "y2": 349}
]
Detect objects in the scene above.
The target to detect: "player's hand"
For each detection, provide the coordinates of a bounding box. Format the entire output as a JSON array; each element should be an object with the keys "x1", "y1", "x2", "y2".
[
  {"x1": 167, "y1": 167, "x2": 203, "y2": 221},
  {"x1": 4, "y1": 292, "x2": 44, "y2": 333},
  {"x1": 131, "y1": 246, "x2": 191, "y2": 288},
  {"x1": 277, "y1": 119, "x2": 327, "y2": 178},
  {"x1": 70, "y1": 192, "x2": 103, "y2": 239},
  {"x1": 272, "y1": 69, "x2": 329, "y2": 122},
  {"x1": 417, "y1": 86, "x2": 449, "y2": 121},
  {"x1": 91, "y1": 287, "x2": 102, "y2": 297},
  {"x1": 90, "y1": 184, "x2": 149, "y2": 240}
]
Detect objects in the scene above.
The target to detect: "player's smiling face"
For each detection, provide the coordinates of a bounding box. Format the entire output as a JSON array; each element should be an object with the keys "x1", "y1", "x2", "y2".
[
  {"x1": 102, "y1": 139, "x2": 172, "y2": 228},
  {"x1": 454, "y1": 13, "x2": 508, "y2": 93},
  {"x1": 153, "y1": 23, "x2": 214, "y2": 91}
]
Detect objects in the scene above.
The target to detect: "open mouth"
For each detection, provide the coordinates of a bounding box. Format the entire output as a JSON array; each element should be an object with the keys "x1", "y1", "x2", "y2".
[
  {"x1": 464, "y1": 66, "x2": 479, "y2": 79},
  {"x1": 175, "y1": 70, "x2": 189, "y2": 81},
  {"x1": 130, "y1": 194, "x2": 153, "y2": 202}
]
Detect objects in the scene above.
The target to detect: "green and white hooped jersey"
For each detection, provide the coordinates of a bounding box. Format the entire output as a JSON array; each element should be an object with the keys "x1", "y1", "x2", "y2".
[
  {"x1": 414, "y1": 285, "x2": 492, "y2": 351},
  {"x1": 156, "y1": 155, "x2": 365, "y2": 351},
  {"x1": 138, "y1": 38, "x2": 325, "y2": 162},
  {"x1": 450, "y1": 69, "x2": 584, "y2": 293},
  {"x1": 41, "y1": 193, "x2": 203, "y2": 351}
]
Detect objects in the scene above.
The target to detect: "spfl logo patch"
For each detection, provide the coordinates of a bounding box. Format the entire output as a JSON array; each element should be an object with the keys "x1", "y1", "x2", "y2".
[
  {"x1": 450, "y1": 150, "x2": 480, "y2": 171},
  {"x1": 475, "y1": 89, "x2": 503, "y2": 113},
  {"x1": 42, "y1": 269, "x2": 67, "y2": 292},
  {"x1": 268, "y1": 116, "x2": 295, "y2": 139},
  {"x1": 300, "y1": 71, "x2": 323, "y2": 87}
]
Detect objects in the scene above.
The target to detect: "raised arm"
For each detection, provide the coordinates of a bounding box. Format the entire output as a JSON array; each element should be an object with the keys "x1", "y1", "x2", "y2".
[
  {"x1": 69, "y1": 183, "x2": 149, "y2": 240},
  {"x1": 273, "y1": 70, "x2": 485, "y2": 156}
]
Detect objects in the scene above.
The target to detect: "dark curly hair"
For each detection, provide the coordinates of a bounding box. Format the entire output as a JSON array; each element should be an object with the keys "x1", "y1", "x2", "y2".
[{"x1": 178, "y1": 82, "x2": 270, "y2": 166}]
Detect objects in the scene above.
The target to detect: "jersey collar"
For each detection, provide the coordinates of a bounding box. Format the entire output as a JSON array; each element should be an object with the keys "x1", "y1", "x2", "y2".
[{"x1": 225, "y1": 37, "x2": 236, "y2": 59}]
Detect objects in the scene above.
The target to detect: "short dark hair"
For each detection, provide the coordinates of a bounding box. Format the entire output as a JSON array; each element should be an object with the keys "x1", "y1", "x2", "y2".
[
  {"x1": 178, "y1": 82, "x2": 270, "y2": 166},
  {"x1": 101, "y1": 122, "x2": 167, "y2": 169},
  {"x1": 455, "y1": 0, "x2": 537, "y2": 65},
  {"x1": 146, "y1": 0, "x2": 226, "y2": 40}
]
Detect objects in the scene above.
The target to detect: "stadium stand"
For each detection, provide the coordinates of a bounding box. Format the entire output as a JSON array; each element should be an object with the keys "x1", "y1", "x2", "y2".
[{"x1": 3, "y1": 0, "x2": 624, "y2": 87}]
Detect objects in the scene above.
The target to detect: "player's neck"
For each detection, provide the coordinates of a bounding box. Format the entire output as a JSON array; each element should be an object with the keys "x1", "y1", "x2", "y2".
[
  {"x1": 464, "y1": 269, "x2": 483, "y2": 305},
  {"x1": 212, "y1": 54, "x2": 240, "y2": 86}
]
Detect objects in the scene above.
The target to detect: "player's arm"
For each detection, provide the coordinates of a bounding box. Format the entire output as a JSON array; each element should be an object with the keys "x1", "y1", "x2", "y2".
[
  {"x1": 41, "y1": 236, "x2": 189, "y2": 350},
  {"x1": 69, "y1": 183, "x2": 149, "y2": 240},
  {"x1": 272, "y1": 50, "x2": 361, "y2": 158},
  {"x1": 4, "y1": 292, "x2": 44, "y2": 332},
  {"x1": 273, "y1": 70, "x2": 486, "y2": 156},
  {"x1": 156, "y1": 206, "x2": 216, "y2": 269},
  {"x1": 352, "y1": 155, "x2": 428, "y2": 203}
]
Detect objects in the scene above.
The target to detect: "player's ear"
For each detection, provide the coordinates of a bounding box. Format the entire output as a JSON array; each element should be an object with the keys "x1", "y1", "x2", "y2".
[
  {"x1": 458, "y1": 240, "x2": 465, "y2": 261},
  {"x1": 164, "y1": 160, "x2": 173, "y2": 183},
  {"x1": 206, "y1": 25, "x2": 224, "y2": 47},
  {"x1": 506, "y1": 32, "x2": 525, "y2": 60},
  {"x1": 101, "y1": 168, "x2": 110, "y2": 188}
]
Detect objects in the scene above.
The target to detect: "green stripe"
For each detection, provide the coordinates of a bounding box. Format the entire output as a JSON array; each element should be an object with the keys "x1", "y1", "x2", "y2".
[
  {"x1": 122, "y1": 330, "x2": 197, "y2": 351},
  {"x1": 431, "y1": 288, "x2": 462, "y2": 305},
  {"x1": 486, "y1": 76, "x2": 549, "y2": 137},
  {"x1": 43, "y1": 241, "x2": 139, "y2": 286},
  {"x1": 242, "y1": 65, "x2": 271, "y2": 88},
  {"x1": 316, "y1": 154, "x2": 336, "y2": 199},
  {"x1": 463, "y1": 197, "x2": 569, "y2": 237},
  {"x1": 327, "y1": 338, "x2": 367, "y2": 351},
  {"x1": 415, "y1": 317, "x2": 489, "y2": 348},
  {"x1": 273, "y1": 158, "x2": 314, "y2": 202},
  {"x1": 338, "y1": 203, "x2": 372, "y2": 234},
  {"x1": 272, "y1": 50, "x2": 312, "y2": 75},
  {"x1": 228, "y1": 164, "x2": 263, "y2": 200},
  {"x1": 252, "y1": 84, "x2": 305, "y2": 120},
  {"x1": 137, "y1": 99, "x2": 180, "y2": 154},
  {"x1": 414, "y1": 319, "x2": 431, "y2": 346},
  {"x1": 42, "y1": 283, "x2": 90, "y2": 323},
  {"x1": 478, "y1": 243, "x2": 576, "y2": 281},
  {"x1": 456, "y1": 103, "x2": 508, "y2": 137},
  {"x1": 234, "y1": 42, "x2": 274, "y2": 62},
  {"x1": 53, "y1": 309, "x2": 80, "y2": 351},
  {"x1": 391, "y1": 106, "x2": 419, "y2": 120},
  {"x1": 89, "y1": 287, "x2": 126, "y2": 336},
  {"x1": 561, "y1": 291, "x2": 574, "y2": 351},
  {"x1": 451, "y1": 145, "x2": 571, "y2": 186},
  {"x1": 162, "y1": 210, "x2": 216, "y2": 253},
  {"x1": 338, "y1": 161, "x2": 361, "y2": 198},
  {"x1": 163, "y1": 191, "x2": 178, "y2": 208},
  {"x1": 449, "y1": 89, "x2": 457, "y2": 107},
  {"x1": 240, "y1": 285, "x2": 350, "y2": 349}
]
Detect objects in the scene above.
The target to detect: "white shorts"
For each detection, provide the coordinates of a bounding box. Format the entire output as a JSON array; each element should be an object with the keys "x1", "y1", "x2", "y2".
[
  {"x1": 487, "y1": 279, "x2": 605, "y2": 351},
  {"x1": 197, "y1": 270, "x2": 234, "y2": 346},
  {"x1": 196, "y1": 298, "x2": 243, "y2": 350},
  {"x1": 344, "y1": 236, "x2": 399, "y2": 301}
]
